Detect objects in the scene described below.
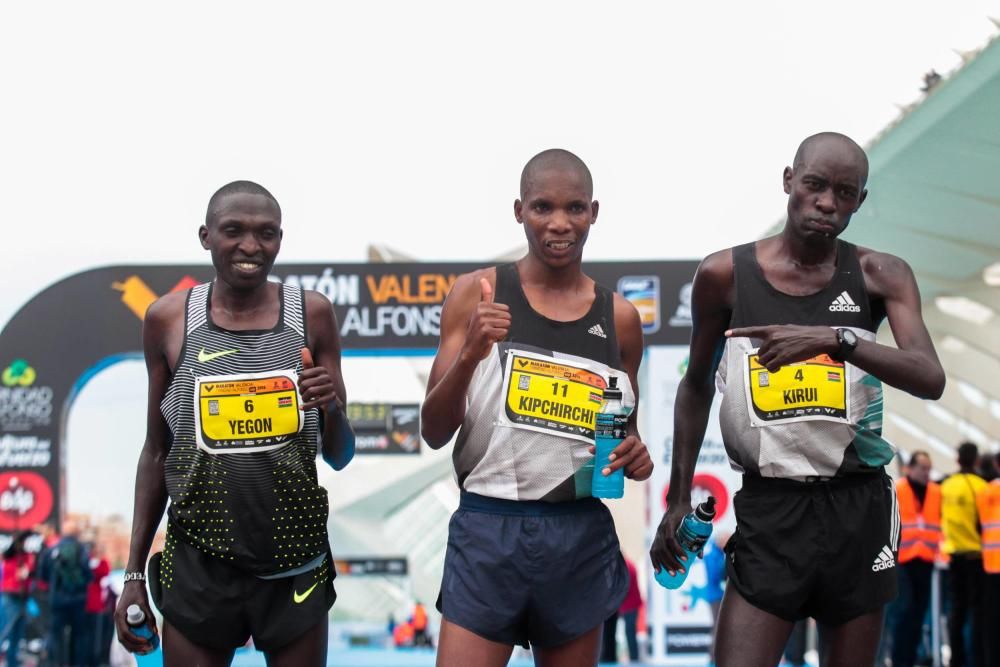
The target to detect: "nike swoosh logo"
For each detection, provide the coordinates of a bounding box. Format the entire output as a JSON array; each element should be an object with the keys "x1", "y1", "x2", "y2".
[
  {"x1": 293, "y1": 582, "x2": 319, "y2": 604},
  {"x1": 197, "y1": 348, "x2": 239, "y2": 363}
]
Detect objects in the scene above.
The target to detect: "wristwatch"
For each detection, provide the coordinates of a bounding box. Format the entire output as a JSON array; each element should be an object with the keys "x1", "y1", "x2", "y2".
[
  {"x1": 833, "y1": 328, "x2": 858, "y2": 362},
  {"x1": 123, "y1": 571, "x2": 146, "y2": 583}
]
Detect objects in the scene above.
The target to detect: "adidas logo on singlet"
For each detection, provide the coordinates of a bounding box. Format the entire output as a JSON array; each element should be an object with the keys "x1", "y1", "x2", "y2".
[
  {"x1": 871, "y1": 545, "x2": 895, "y2": 572},
  {"x1": 588, "y1": 323, "x2": 607, "y2": 338},
  {"x1": 829, "y1": 290, "x2": 861, "y2": 313}
]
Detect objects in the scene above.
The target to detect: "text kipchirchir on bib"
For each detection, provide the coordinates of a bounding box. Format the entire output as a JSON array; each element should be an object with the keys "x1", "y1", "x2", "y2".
[{"x1": 498, "y1": 349, "x2": 608, "y2": 443}]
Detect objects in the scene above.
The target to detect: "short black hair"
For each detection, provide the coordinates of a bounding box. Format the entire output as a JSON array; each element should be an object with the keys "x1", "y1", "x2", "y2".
[
  {"x1": 519, "y1": 149, "x2": 593, "y2": 200},
  {"x1": 909, "y1": 450, "x2": 931, "y2": 467},
  {"x1": 205, "y1": 180, "x2": 281, "y2": 227},
  {"x1": 957, "y1": 441, "x2": 979, "y2": 467},
  {"x1": 793, "y1": 132, "x2": 869, "y2": 187}
]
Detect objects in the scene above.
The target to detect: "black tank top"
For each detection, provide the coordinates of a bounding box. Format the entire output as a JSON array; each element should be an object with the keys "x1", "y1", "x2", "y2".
[
  {"x1": 716, "y1": 241, "x2": 894, "y2": 479},
  {"x1": 451, "y1": 264, "x2": 633, "y2": 502},
  {"x1": 161, "y1": 283, "x2": 327, "y2": 575}
]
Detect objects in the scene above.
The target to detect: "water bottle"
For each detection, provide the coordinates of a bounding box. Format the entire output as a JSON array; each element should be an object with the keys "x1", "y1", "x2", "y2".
[
  {"x1": 126, "y1": 604, "x2": 162, "y2": 665},
  {"x1": 592, "y1": 376, "x2": 629, "y2": 499},
  {"x1": 655, "y1": 496, "x2": 717, "y2": 589}
]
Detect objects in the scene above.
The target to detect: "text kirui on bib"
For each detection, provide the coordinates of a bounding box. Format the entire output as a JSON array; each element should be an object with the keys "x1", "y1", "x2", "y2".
[
  {"x1": 742, "y1": 352, "x2": 851, "y2": 427},
  {"x1": 194, "y1": 371, "x2": 303, "y2": 454},
  {"x1": 498, "y1": 348, "x2": 607, "y2": 444}
]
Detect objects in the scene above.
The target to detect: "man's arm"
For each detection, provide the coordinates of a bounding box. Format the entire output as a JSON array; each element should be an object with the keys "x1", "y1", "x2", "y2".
[
  {"x1": 856, "y1": 251, "x2": 945, "y2": 399},
  {"x1": 301, "y1": 290, "x2": 354, "y2": 471},
  {"x1": 421, "y1": 269, "x2": 510, "y2": 448},
  {"x1": 600, "y1": 294, "x2": 653, "y2": 480},
  {"x1": 650, "y1": 250, "x2": 733, "y2": 574},
  {"x1": 728, "y1": 251, "x2": 944, "y2": 400},
  {"x1": 114, "y1": 295, "x2": 179, "y2": 653}
]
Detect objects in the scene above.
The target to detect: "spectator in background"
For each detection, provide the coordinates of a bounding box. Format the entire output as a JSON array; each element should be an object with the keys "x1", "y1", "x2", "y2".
[
  {"x1": 893, "y1": 451, "x2": 941, "y2": 667},
  {"x1": 940, "y1": 442, "x2": 988, "y2": 667},
  {"x1": 37, "y1": 521, "x2": 92, "y2": 667},
  {"x1": 975, "y1": 452, "x2": 1000, "y2": 666},
  {"x1": 1, "y1": 531, "x2": 36, "y2": 667},
  {"x1": 412, "y1": 601, "x2": 430, "y2": 648},
  {"x1": 83, "y1": 541, "x2": 111, "y2": 667},
  {"x1": 619, "y1": 557, "x2": 643, "y2": 664}
]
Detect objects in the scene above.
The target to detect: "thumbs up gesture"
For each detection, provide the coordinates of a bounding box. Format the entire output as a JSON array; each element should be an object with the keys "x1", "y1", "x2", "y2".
[
  {"x1": 461, "y1": 277, "x2": 511, "y2": 363},
  {"x1": 299, "y1": 347, "x2": 341, "y2": 411}
]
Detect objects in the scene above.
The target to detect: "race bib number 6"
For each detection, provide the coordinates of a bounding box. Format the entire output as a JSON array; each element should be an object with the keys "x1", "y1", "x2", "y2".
[
  {"x1": 194, "y1": 371, "x2": 303, "y2": 454},
  {"x1": 743, "y1": 352, "x2": 851, "y2": 426},
  {"x1": 499, "y1": 349, "x2": 607, "y2": 443}
]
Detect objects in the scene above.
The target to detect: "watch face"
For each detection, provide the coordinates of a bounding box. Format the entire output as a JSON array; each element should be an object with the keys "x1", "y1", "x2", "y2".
[{"x1": 842, "y1": 329, "x2": 858, "y2": 346}]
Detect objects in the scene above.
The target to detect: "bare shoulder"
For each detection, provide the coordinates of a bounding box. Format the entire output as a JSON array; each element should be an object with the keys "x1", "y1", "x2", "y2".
[
  {"x1": 445, "y1": 267, "x2": 497, "y2": 308},
  {"x1": 698, "y1": 247, "x2": 735, "y2": 286},
  {"x1": 612, "y1": 291, "x2": 641, "y2": 331},
  {"x1": 303, "y1": 289, "x2": 334, "y2": 316},
  {"x1": 857, "y1": 246, "x2": 915, "y2": 297},
  {"x1": 144, "y1": 290, "x2": 187, "y2": 330}
]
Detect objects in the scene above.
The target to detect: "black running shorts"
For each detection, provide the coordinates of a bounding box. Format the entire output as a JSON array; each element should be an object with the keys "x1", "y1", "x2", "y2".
[
  {"x1": 148, "y1": 529, "x2": 336, "y2": 651},
  {"x1": 725, "y1": 472, "x2": 899, "y2": 626},
  {"x1": 437, "y1": 492, "x2": 628, "y2": 649}
]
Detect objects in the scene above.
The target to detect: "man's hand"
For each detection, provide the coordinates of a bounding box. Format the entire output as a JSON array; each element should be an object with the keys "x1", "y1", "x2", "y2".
[
  {"x1": 299, "y1": 348, "x2": 343, "y2": 411},
  {"x1": 649, "y1": 501, "x2": 694, "y2": 576},
  {"x1": 590, "y1": 435, "x2": 653, "y2": 481},
  {"x1": 114, "y1": 582, "x2": 158, "y2": 655},
  {"x1": 726, "y1": 324, "x2": 838, "y2": 372},
  {"x1": 460, "y1": 278, "x2": 511, "y2": 363}
]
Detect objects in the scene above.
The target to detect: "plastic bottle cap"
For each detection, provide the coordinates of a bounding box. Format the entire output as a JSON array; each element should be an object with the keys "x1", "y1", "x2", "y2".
[
  {"x1": 603, "y1": 376, "x2": 623, "y2": 401},
  {"x1": 695, "y1": 496, "x2": 717, "y2": 521},
  {"x1": 126, "y1": 604, "x2": 145, "y2": 626}
]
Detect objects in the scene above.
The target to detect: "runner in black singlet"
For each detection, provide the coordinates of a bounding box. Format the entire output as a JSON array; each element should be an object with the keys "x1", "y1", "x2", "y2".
[
  {"x1": 650, "y1": 133, "x2": 945, "y2": 667},
  {"x1": 422, "y1": 149, "x2": 654, "y2": 667},
  {"x1": 114, "y1": 181, "x2": 354, "y2": 667}
]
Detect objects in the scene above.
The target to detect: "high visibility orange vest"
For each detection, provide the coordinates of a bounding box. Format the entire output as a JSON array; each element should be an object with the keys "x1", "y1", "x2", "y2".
[
  {"x1": 897, "y1": 478, "x2": 942, "y2": 564},
  {"x1": 976, "y1": 480, "x2": 1000, "y2": 574},
  {"x1": 413, "y1": 604, "x2": 427, "y2": 631}
]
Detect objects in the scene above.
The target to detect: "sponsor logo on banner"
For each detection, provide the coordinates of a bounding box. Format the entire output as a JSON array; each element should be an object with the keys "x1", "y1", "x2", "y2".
[
  {"x1": 669, "y1": 282, "x2": 693, "y2": 327},
  {"x1": 664, "y1": 626, "x2": 715, "y2": 654},
  {"x1": 0, "y1": 361, "x2": 53, "y2": 431},
  {"x1": 0, "y1": 434, "x2": 52, "y2": 468},
  {"x1": 618, "y1": 276, "x2": 661, "y2": 333},
  {"x1": 113, "y1": 275, "x2": 200, "y2": 320},
  {"x1": 2, "y1": 360, "x2": 36, "y2": 387},
  {"x1": 0, "y1": 471, "x2": 54, "y2": 531},
  {"x1": 348, "y1": 403, "x2": 421, "y2": 454}
]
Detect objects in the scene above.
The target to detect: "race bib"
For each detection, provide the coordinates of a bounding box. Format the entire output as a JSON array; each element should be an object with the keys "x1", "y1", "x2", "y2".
[
  {"x1": 194, "y1": 370, "x2": 303, "y2": 454},
  {"x1": 743, "y1": 352, "x2": 851, "y2": 426},
  {"x1": 498, "y1": 349, "x2": 608, "y2": 443}
]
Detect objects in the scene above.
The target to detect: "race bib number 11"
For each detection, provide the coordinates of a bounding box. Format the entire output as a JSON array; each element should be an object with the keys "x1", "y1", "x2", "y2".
[
  {"x1": 500, "y1": 350, "x2": 607, "y2": 443},
  {"x1": 194, "y1": 371, "x2": 303, "y2": 454}
]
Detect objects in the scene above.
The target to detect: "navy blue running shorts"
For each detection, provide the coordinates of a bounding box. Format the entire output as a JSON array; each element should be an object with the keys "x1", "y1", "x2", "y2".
[
  {"x1": 725, "y1": 472, "x2": 899, "y2": 626},
  {"x1": 148, "y1": 528, "x2": 336, "y2": 652},
  {"x1": 437, "y1": 491, "x2": 628, "y2": 649}
]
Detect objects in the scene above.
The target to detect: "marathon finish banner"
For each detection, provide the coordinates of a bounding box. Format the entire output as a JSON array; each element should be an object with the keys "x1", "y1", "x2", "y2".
[{"x1": 0, "y1": 261, "x2": 697, "y2": 537}]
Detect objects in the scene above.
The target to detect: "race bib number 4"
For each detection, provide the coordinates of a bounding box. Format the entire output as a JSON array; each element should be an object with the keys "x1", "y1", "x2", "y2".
[
  {"x1": 743, "y1": 352, "x2": 850, "y2": 426},
  {"x1": 194, "y1": 371, "x2": 303, "y2": 454},
  {"x1": 500, "y1": 349, "x2": 607, "y2": 443}
]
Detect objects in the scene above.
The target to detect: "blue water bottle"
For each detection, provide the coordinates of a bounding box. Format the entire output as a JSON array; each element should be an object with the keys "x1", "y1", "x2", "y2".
[
  {"x1": 126, "y1": 604, "x2": 163, "y2": 666},
  {"x1": 655, "y1": 496, "x2": 717, "y2": 589},
  {"x1": 592, "y1": 376, "x2": 628, "y2": 499}
]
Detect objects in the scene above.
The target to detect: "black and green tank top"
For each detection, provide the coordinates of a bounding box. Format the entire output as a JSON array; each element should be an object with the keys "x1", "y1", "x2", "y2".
[{"x1": 161, "y1": 282, "x2": 327, "y2": 575}]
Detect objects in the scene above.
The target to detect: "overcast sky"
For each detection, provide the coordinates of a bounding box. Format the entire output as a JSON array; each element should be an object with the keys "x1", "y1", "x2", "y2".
[{"x1": 3, "y1": 2, "x2": 998, "y2": 519}]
